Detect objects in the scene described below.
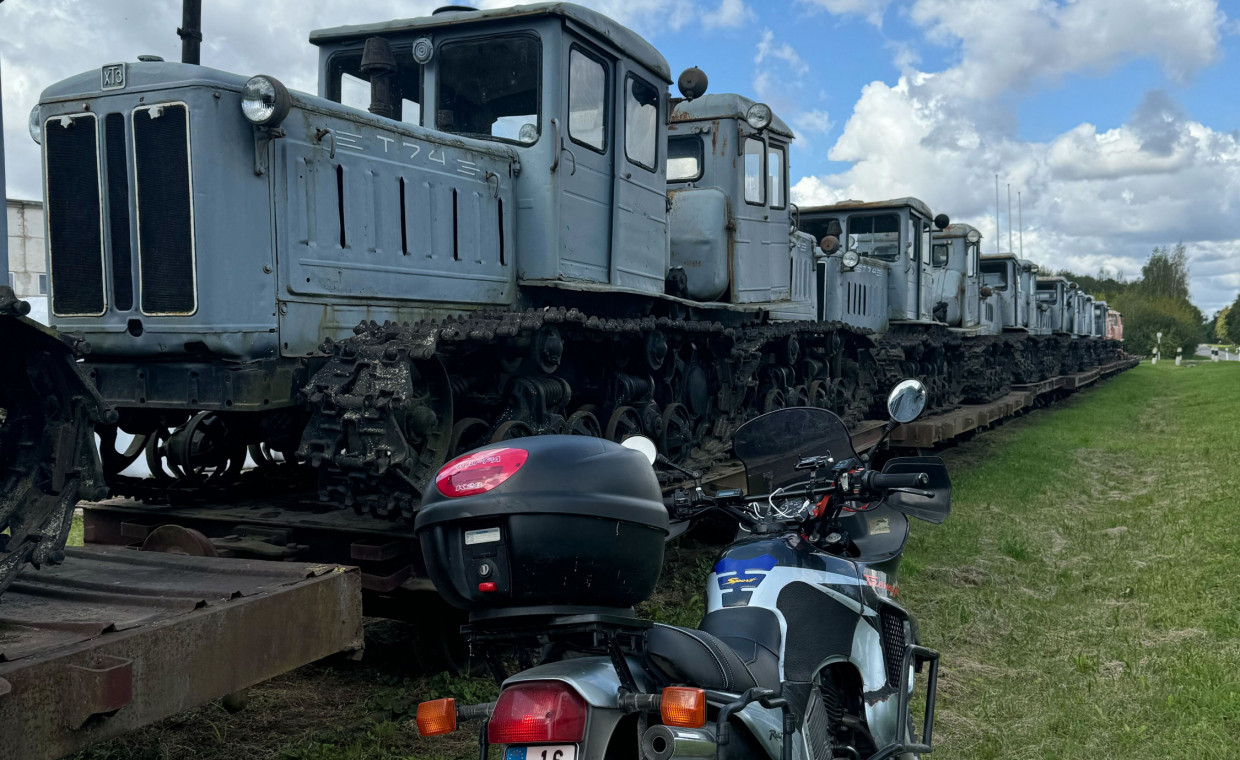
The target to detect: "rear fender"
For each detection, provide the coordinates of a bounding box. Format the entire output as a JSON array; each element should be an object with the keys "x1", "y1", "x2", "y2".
[{"x1": 500, "y1": 657, "x2": 651, "y2": 759}]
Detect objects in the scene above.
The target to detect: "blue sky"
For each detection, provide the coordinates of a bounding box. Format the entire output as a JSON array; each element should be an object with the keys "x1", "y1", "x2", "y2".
[{"x1": 3, "y1": 0, "x2": 1238, "y2": 311}]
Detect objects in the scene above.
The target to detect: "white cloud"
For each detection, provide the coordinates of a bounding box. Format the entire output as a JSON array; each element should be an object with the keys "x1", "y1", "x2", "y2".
[
  {"x1": 793, "y1": 109, "x2": 834, "y2": 136},
  {"x1": 908, "y1": 0, "x2": 1225, "y2": 100},
  {"x1": 792, "y1": 0, "x2": 1239, "y2": 313},
  {"x1": 797, "y1": 0, "x2": 891, "y2": 27},
  {"x1": 703, "y1": 0, "x2": 756, "y2": 29},
  {"x1": 754, "y1": 29, "x2": 809, "y2": 75}
]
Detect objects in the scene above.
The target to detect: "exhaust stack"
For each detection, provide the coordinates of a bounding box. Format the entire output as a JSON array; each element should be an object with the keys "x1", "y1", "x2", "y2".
[{"x1": 178, "y1": 0, "x2": 202, "y2": 65}]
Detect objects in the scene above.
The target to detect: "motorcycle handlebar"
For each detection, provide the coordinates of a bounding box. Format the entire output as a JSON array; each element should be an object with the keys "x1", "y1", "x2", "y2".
[{"x1": 866, "y1": 471, "x2": 929, "y2": 490}]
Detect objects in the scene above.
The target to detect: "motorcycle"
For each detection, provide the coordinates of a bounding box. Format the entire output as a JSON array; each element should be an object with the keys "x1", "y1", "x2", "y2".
[{"x1": 412, "y1": 379, "x2": 951, "y2": 760}]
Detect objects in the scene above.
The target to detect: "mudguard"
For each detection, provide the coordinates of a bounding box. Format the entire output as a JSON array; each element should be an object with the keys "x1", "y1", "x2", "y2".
[{"x1": 0, "y1": 287, "x2": 113, "y2": 598}]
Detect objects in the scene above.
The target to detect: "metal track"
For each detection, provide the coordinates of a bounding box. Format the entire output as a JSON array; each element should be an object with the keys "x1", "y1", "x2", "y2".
[
  {"x1": 296, "y1": 307, "x2": 891, "y2": 518},
  {"x1": 0, "y1": 287, "x2": 112, "y2": 599}
]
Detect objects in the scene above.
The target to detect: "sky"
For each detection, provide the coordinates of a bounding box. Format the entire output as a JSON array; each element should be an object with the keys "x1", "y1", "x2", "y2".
[{"x1": 2, "y1": 0, "x2": 1238, "y2": 313}]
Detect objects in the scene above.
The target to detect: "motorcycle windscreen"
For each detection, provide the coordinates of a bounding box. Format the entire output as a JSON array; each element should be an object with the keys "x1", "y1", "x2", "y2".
[
  {"x1": 733, "y1": 407, "x2": 858, "y2": 493},
  {"x1": 879, "y1": 456, "x2": 951, "y2": 523}
]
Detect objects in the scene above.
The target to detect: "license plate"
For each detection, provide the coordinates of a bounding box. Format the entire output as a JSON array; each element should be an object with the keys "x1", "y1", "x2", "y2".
[
  {"x1": 101, "y1": 63, "x2": 127, "y2": 90},
  {"x1": 504, "y1": 745, "x2": 577, "y2": 760}
]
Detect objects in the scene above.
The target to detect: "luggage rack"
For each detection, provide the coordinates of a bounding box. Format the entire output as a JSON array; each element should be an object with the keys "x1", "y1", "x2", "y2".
[{"x1": 462, "y1": 610, "x2": 653, "y2": 691}]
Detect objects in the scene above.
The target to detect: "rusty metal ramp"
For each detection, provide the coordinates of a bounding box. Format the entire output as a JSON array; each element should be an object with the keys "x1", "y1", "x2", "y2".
[{"x1": 0, "y1": 545, "x2": 363, "y2": 760}]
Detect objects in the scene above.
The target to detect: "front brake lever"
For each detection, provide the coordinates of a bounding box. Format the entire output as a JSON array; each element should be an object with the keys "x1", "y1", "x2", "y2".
[{"x1": 888, "y1": 487, "x2": 934, "y2": 498}]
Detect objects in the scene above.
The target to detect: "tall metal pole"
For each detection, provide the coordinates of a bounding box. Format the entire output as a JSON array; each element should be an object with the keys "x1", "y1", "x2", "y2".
[
  {"x1": 0, "y1": 0, "x2": 10, "y2": 282},
  {"x1": 1007, "y1": 183, "x2": 1013, "y2": 255},
  {"x1": 994, "y1": 174, "x2": 1000, "y2": 255},
  {"x1": 1018, "y1": 191, "x2": 1023, "y2": 258}
]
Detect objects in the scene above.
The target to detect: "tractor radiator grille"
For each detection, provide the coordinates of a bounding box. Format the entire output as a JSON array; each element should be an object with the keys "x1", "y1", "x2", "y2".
[
  {"x1": 104, "y1": 113, "x2": 134, "y2": 311},
  {"x1": 134, "y1": 103, "x2": 196, "y2": 315},
  {"x1": 45, "y1": 113, "x2": 105, "y2": 316},
  {"x1": 880, "y1": 610, "x2": 908, "y2": 688}
]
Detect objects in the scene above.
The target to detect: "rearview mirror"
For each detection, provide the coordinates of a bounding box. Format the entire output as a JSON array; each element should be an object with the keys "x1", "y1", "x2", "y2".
[
  {"x1": 886, "y1": 379, "x2": 927, "y2": 424},
  {"x1": 620, "y1": 435, "x2": 658, "y2": 465}
]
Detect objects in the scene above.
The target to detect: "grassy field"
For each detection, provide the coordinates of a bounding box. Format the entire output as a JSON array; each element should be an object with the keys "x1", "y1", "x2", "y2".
[{"x1": 71, "y1": 361, "x2": 1240, "y2": 759}]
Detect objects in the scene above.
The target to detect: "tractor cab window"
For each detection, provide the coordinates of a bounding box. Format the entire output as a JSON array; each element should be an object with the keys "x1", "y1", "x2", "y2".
[
  {"x1": 625, "y1": 76, "x2": 659, "y2": 171},
  {"x1": 768, "y1": 144, "x2": 786, "y2": 209},
  {"x1": 1036, "y1": 287, "x2": 1056, "y2": 302},
  {"x1": 931, "y1": 243, "x2": 949, "y2": 267},
  {"x1": 437, "y1": 34, "x2": 540, "y2": 144},
  {"x1": 847, "y1": 213, "x2": 900, "y2": 261},
  {"x1": 981, "y1": 264, "x2": 1008, "y2": 290},
  {"x1": 800, "y1": 216, "x2": 841, "y2": 247},
  {"x1": 743, "y1": 137, "x2": 765, "y2": 204},
  {"x1": 967, "y1": 243, "x2": 978, "y2": 276},
  {"x1": 668, "y1": 136, "x2": 703, "y2": 181},
  {"x1": 568, "y1": 47, "x2": 607, "y2": 152},
  {"x1": 329, "y1": 47, "x2": 423, "y2": 125}
]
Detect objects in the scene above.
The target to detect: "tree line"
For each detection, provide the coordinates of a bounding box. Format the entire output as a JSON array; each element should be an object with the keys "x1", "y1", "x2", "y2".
[{"x1": 1057, "y1": 244, "x2": 1203, "y2": 357}]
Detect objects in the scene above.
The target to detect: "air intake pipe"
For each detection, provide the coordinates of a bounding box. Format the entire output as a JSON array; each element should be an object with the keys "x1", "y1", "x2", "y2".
[{"x1": 179, "y1": 0, "x2": 202, "y2": 65}]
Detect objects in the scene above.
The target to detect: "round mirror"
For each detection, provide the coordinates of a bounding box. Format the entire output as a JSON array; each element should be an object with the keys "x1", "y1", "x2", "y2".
[
  {"x1": 620, "y1": 435, "x2": 658, "y2": 465},
  {"x1": 819, "y1": 235, "x2": 840, "y2": 254},
  {"x1": 886, "y1": 379, "x2": 927, "y2": 424}
]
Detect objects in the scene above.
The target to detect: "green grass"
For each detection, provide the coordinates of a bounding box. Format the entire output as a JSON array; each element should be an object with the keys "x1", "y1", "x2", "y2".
[{"x1": 902, "y1": 361, "x2": 1240, "y2": 759}]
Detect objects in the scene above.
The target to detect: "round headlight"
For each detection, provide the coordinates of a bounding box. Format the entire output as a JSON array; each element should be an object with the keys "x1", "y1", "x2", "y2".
[
  {"x1": 518, "y1": 123, "x2": 538, "y2": 144},
  {"x1": 28, "y1": 105, "x2": 42, "y2": 145},
  {"x1": 241, "y1": 75, "x2": 291, "y2": 127},
  {"x1": 745, "y1": 102, "x2": 773, "y2": 130},
  {"x1": 842, "y1": 249, "x2": 861, "y2": 269},
  {"x1": 965, "y1": 229, "x2": 981, "y2": 244}
]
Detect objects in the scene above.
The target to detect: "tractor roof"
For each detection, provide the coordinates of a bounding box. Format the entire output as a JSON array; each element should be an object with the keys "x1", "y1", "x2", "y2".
[
  {"x1": 670, "y1": 93, "x2": 794, "y2": 138},
  {"x1": 310, "y1": 2, "x2": 671, "y2": 83}
]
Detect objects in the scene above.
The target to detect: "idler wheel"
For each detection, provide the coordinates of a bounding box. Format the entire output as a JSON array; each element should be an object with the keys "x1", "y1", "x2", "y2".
[
  {"x1": 449, "y1": 417, "x2": 490, "y2": 456},
  {"x1": 490, "y1": 420, "x2": 533, "y2": 443},
  {"x1": 659, "y1": 403, "x2": 693, "y2": 464},
  {"x1": 605, "y1": 406, "x2": 643, "y2": 442},
  {"x1": 567, "y1": 410, "x2": 602, "y2": 437}
]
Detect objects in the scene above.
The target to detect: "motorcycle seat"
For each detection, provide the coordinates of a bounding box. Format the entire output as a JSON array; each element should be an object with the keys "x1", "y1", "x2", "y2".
[{"x1": 647, "y1": 622, "x2": 779, "y2": 693}]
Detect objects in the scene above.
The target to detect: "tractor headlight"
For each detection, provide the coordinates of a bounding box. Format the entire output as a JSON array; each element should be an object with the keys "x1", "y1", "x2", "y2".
[
  {"x1": 745, "y1": 102, "x2": 772, "y2": 130},
  {"x1": 241, "y1": 75, "x2": 291, "y2": 127},
  {"x1": 28, "y1": 105, "x2": 42, "y2": 145},
  {"x1": 842, "y1": 249, "x2": 861, "y2": 269},
  {"x1": 965, "y1": 229, "x2": 981, "y2": 244}
]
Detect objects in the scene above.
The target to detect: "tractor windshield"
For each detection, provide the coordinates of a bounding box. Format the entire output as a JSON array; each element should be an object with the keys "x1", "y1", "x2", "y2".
[{"x1": 436, "y1": 34, "x2": 541, "y2": 144}]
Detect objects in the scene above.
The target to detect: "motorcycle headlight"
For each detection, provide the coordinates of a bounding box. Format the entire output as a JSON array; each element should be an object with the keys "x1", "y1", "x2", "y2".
[
  {"x1": 28, "y1": 105, "x2": 42, "y2": 145},
  {"x1": 842, "y1": 249, "x2": 861, "y2": 269},
  {"x1": 241, "y1": 75, "x2": 291, "y2": 127},
  {"x1": 745, "y1": 102, "x2": 772, "y2": 130}
]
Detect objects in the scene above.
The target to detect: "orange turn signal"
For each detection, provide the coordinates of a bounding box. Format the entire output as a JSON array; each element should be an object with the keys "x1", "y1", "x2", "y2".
[
  {"x1": 415, "y1": 697, "x2": 458, "y2": 737},
  {"x1": 660, "y1": 686, "x2": 706, "y2": 728}
]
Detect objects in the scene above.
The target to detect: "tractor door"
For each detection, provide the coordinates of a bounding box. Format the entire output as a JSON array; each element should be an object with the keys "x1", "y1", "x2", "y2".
[
  {"x1": 610, "y1": 65, "x2": 668, "y2": 293},
  {"x1": 558, "y1": 40, "x2": 614, "y2": 284},
  {"x1": 964, "y1": 241, "x2": 980, "y2": 326},
  {"x1": 906, "y1": 217, "x2": 922, "y2": 319}
]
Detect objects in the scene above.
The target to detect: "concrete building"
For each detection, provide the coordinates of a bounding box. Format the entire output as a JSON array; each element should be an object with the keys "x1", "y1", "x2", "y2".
[{"x1": 7, "y1": 198, "x2": 46, "y2": 299}]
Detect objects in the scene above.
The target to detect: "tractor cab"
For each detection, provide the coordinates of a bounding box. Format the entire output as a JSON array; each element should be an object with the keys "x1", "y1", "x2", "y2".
[
  {"x1": 799, "y1": 198, "x2": 949, "y2": 327},
  {"x1": 979, "y1": 254, "x2": 1032, "y2": 332},
  {"x1": 929, "y1": 223, "x2": 985, "y2": 332},
  {"x1": 666, "y1": 89, "x2": 814, "y2": 318},
  {"x1": 312, "y1": 3, "x2": 674, "y2": 296},
  {"x1": 1037, "y1": 276, "x2": 1076, "y2": 335}
]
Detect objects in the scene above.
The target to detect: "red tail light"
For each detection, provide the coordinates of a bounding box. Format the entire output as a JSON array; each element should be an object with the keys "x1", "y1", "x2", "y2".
[
  {"x1": 487, "y1": 681, "x2": 587, "y2": 745},
  {"x1": 435, "y1": 447, "x2": 528, "y2": 498}
]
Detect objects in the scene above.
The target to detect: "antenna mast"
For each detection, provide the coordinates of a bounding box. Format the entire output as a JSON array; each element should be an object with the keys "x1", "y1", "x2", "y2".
[
  {"x1": 994, "y1": 174, "x2": 1001, "y2": 255},
  {"x1": 1018, "y1": 191, "x2": 1023, "y2": 258},
  {"x1": 1007, "y1": 184, "x2": 1013, "y2": 255}
]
